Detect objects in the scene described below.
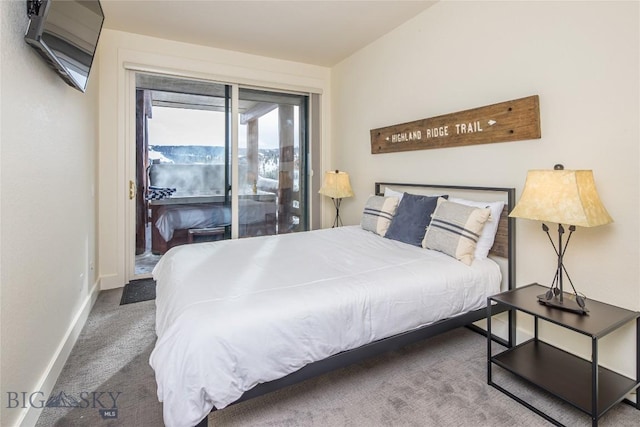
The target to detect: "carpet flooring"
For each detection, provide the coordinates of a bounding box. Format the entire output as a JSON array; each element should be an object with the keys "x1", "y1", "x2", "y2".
[{"x1": 35, "y1": 288, "x2": 639, "y2": 426}]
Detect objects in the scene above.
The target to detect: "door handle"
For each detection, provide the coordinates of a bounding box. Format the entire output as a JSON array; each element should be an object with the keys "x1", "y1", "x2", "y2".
[{"x1": 129, "y1": 180, "x2": 136, "y2": 200}]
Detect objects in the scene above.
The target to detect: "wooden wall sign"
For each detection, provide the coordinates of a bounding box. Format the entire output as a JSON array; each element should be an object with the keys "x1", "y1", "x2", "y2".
[{"x1": 370, "y1": 95, "x2": 541, "y2": 154}]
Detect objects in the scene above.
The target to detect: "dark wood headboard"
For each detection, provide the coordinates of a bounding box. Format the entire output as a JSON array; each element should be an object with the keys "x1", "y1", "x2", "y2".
[
  {"x1": 490, "y1": 207, "x2": 511, "y2": 259},
  {"x1": 374, "y1": 182, "x2": 516, "y2": 291}
]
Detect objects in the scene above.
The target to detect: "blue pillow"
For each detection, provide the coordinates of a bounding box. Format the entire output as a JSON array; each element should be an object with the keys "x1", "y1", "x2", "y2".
[{"x1": 384, "y1": 193, "x2": 445, "y2": 246}]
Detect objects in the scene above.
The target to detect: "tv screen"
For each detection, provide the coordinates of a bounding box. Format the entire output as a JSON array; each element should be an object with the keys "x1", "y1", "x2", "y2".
[{"x1": 25, "y1": 0, "x2": 104, "y2": 93}]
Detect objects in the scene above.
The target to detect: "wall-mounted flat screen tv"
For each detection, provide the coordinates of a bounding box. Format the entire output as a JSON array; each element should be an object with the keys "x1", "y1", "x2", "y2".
[{"x1": 25, "y1": 0, "x2": 104, "y2": 93}]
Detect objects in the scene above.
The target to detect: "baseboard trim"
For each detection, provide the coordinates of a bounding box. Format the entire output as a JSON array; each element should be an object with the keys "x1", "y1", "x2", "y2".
[
  {"x1": 472, "y1": 311, "x2": 510, "y2": 342},
  {"x1": 16, "y1": 280, "x2": 100, "y2": 427}
]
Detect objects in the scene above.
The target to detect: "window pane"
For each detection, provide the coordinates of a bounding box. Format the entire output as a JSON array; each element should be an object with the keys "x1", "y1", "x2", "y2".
[{"x1": 238, "y1": 88, "x2": 308, "y2": 237}]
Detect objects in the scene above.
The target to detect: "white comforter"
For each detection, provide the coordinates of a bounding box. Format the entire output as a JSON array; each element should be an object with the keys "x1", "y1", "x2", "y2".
[{"x1": 150, "y1": 226, "x2": 501, "y2": 427}]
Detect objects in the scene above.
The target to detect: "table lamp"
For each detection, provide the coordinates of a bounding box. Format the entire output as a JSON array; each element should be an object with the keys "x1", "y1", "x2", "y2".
[
  {"x1": 318, "y1": 170, "x2": 354, "y2": 227},
  {"x1": 509, "y1": 164, "x2": 612, "y2": 314}
]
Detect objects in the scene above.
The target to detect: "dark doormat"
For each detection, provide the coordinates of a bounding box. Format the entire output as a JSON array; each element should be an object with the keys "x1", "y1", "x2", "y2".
[{"x1": 120, "y1": 278, "x2": 156, "y2": 305}]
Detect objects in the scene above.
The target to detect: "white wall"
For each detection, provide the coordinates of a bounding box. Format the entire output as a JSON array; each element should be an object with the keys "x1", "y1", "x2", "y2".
[
  {"x1": 0, "y1": 2, "x2": 636, "y2": 425},
  {"x1": 0, "y1": 2, "x2": 100, "y2": 426},
  {"x1": 331, "y1": 0, "x2": 639, "y2": 379},
  {"x1": 97, "y1": 29, "x2": 331, "y2": 289}
]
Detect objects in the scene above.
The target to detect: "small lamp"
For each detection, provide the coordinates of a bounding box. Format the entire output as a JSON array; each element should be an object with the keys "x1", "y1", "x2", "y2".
[
  {"x1": 509, "y1": 164, "x2": 612, "y2": 314},
  {"x1": 318, "y1": 170, "x2": 354, "y2": 227}
]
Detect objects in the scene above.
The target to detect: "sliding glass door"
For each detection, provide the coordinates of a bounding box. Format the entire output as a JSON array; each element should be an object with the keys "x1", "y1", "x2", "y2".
[{"x1": 133, "y1": 73, "x2": 309, "y2": 275}]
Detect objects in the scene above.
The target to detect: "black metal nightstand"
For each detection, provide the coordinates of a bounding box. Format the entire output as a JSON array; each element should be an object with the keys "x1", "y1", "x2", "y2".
[{"x1": 487, "y1": 283, "x2": 640, "y2": 426}]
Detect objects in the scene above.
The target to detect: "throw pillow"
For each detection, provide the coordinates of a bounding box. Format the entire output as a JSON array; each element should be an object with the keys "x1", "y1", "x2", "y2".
[
  {"x1": 448, "y1": 197, "x2": 506, "y2": 260},
  {"x1": 385, "y1": 193, "x2": 443, "y2": 246},
  {"x1": 360, "y1": 195, "x2": 399, "y2": 236},
  {"x1": 422, "y1": 198, "x2": 491, "y2": 265}
]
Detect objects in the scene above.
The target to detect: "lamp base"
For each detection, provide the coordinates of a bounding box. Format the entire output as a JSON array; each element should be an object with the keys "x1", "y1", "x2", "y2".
[{"x1": 537, "y1": 293, "x2": 589, "y2": 315}]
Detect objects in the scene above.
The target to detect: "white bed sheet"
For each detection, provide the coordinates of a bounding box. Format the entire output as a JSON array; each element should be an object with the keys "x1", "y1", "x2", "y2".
[{"x1": 150, "y1": 226, "x2": 501, "y2": 427}]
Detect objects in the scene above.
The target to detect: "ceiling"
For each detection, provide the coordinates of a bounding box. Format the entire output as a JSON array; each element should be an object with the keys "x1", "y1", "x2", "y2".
[{"x1": 100, "y1": 0, "x2": 437, "y2": 67}]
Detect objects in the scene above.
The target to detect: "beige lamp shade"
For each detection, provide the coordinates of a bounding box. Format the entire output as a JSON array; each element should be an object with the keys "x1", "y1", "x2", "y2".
[
  {"x1": 509, "y1": 169, "x2": 612, "y2": 227},
  {"x1": 318, "y1": 170, "x2": 354, "y2": 199}
]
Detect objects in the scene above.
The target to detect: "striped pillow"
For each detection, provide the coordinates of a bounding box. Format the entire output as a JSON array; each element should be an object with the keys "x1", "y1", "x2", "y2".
[
  {"x1": 360, "y1": 195, "x2": 399, "y2": 236},
  {"x1": 422, "y1": 198, "x2": 491, "y2": 265}
]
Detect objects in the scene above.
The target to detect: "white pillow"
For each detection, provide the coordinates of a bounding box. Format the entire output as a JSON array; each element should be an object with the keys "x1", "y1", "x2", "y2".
[
  {"x1": 448, "y1": 197, "x2": 505, "y2": 260},
  {"x1": 384, "y1": 187, "x2": 443, "y2": 201},
  {"x1": 383, "y1": 186, "x2": 404, "y2": 201}
]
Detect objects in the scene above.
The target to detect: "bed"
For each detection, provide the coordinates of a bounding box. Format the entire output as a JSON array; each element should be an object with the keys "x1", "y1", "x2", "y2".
[
  {"x1": 150, "y1": 182, "x2": 516, "y2": 427},
  {"x1": 151, "y1": 196, "x2": 277, "y2": 253},
  {"x1": 147, "y1": 163, "x2": 279, "y2": 253}
]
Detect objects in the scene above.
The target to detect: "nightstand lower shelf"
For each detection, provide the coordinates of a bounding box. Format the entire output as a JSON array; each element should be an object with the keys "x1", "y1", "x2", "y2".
[{"x1": 493, "y1": 340, "x2": 638, "y2": 416}]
